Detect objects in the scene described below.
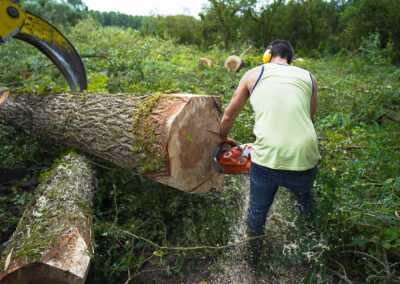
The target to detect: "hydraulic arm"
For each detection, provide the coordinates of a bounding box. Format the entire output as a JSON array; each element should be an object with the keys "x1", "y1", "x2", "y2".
[{"x1": 0, "y1": 0, "x2": 87, "y2": 91}]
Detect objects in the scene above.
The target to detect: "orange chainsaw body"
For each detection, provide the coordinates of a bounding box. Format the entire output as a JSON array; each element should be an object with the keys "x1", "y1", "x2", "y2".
[{"x1": 214, "y1": 141, "x2": 254, "y2": 174}]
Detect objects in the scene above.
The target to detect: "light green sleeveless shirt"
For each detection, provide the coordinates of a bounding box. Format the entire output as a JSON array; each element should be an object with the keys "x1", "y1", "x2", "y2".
[{"x1": 249, "y1": 63, "x2": 321, "y2": 170}]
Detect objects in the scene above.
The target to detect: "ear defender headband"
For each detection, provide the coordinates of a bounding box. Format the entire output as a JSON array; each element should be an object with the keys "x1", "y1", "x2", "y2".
[{"x1": 262, "y1": 48, "x2": 295, "y2": 65}]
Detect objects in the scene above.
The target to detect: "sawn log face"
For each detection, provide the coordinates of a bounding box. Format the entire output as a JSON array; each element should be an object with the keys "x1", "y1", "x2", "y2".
[{"x1": 0, "y1": 92, "x2": 224, "y2": 192}]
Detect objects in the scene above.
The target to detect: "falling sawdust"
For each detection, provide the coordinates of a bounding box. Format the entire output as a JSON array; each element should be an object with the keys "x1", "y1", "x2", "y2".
[{"x1": 208, "y1": 175, "x2": 315, "y2": 284}]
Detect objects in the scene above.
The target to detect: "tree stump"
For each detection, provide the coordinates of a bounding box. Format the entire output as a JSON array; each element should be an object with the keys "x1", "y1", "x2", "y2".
[
  {"x1": 0, "y1": 153, "x2": 96, "y2": 284},
  {"x1": 198, "y1": 57, "x2": 214, "y2": 68},
  {"x1": 224, "y1": 55, "x2": 242, "y2": 72}
]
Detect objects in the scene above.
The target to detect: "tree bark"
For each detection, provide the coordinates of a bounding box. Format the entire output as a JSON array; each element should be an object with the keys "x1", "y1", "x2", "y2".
[
  {"x1": 0, "y1": 153, "x2": 96, "y2": 284},
  {"x1": 0, "y1": 92, "x2": 224, "y2": 193}
]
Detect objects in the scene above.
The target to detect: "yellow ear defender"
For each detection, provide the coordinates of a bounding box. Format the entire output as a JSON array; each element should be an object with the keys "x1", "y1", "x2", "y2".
[
  {"x1": 262, "y1": 49, "x2": 272, "y2": 64},
  {"x1": 262, "y1": 48, "x2": 295, "y2": 65}
]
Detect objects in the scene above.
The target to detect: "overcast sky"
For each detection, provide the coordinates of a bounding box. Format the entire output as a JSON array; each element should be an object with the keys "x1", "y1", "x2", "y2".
[{"x1": 82, "y1": 0, "x2": 210, "y2": 17}]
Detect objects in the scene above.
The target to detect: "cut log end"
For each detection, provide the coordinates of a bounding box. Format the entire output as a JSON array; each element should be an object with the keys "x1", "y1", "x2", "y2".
[
  {"x1": 0, "y1": 263, "x2": 84, "y2": 284},
  {"x1": 152, "y1": 94, "x2": 224, "y2": 193},
  {"x1": 0, "y1": 91, "x2": 8, "y2": 105},
  {"x1": 224, "y1": 55, "x2": 242, "y2": 72},
  {"x1": 198, "y1": 57, "x2": 213, "y2": 69}
]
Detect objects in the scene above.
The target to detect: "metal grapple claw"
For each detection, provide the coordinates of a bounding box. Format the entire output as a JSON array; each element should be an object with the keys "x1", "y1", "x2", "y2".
[{"x1": 0, "y1": 0, "x2": 87, "y2": 91}]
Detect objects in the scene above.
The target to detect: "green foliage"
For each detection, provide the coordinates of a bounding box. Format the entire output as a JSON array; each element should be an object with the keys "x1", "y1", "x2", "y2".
[
  {"x1": 0, "y1": 125, "x2": 62, "y2": 252},
  {"x1": 300, "y1": 54, "x2": 400, "y2": 282},
  {"x1": 86, "y1": 165, "x2": 244, "y2": 281},
  {"x1": 18, "y1": 0, "x2": 87, "y2": 27},
  {"x1": 205, "y1": 0, "x2": 251, "y2": 50},
  {"x1": 198, "y1": 0, "x2": 399, "y2": 63},
  {"x1": 0, "y1": 124, "x2": 61, "y2": 168},
  {"x1": 1, "y1": 17, "x2": 400, "y2": 282},
  {"x1": 86, "y1": 73, "x2": 108, "y2": 93},
  {"x1": 339, "y1": 0, "x2": 400, "y2": 60},
  {"x1": 141, "y1": 15, "x2": 202, "y2": 46},
  {"x1": 90, "y1": 11, "x2": 146, "y2": 30},
  {"x1": 0, "y1": 39, "x2": 70, "y2": 92},
  {"x1": 358, "y1": 32, "x2": 395, "y2": 67}
]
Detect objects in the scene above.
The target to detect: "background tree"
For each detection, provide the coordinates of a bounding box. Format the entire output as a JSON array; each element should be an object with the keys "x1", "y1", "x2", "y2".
[
  {"x1": 18, "y1": 0, "x2": 87, "y2": 27},
  {"x1": 241, "y1": 0, "x2": 284, "y2": 48},
  {"x1": 140, "y1": 15, "x2": 202, "y2": 46},
  {"x1": 207, "y1": 0, "x2": 249, "y2": 50},
  {"x1": 90, "y1": 11, "x2": 146, "y2": 29},
  {"x1": 339, "y1": 0, "x2": 400, "y2": 60}
]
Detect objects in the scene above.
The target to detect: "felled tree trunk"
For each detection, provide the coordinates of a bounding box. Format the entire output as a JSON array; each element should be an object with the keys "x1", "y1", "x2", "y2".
[
  {"x1": 0, "y1": 153, "x2": 96, "y2": 284},
  {"x1": 0, "y1": 92, "x2": 224, "y2": 193}
]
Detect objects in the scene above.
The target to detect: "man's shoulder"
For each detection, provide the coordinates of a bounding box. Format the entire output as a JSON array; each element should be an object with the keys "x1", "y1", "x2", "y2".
[
  {"x1": 292, "y1": 65, "x2": 312, "y2": 75},
  {"x1": 241, "y1": 65, "x2": 264, "y2": 92},
  {"x1": 243, "y1": 65, "x2": 263, "y2": 81},
  {"x1": 247, "y1": 65, "x2": 263, "y2": 75}
]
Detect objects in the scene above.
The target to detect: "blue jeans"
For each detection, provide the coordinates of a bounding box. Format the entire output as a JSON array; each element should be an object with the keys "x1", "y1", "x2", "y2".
[{"x1": 247, "y1": 162, "x2": 318, "y2": 235}]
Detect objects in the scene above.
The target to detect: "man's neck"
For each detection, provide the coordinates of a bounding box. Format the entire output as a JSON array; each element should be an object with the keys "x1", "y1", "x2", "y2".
[{"x1": 270, "y1": 56, "x2": 289, "y2": 65}]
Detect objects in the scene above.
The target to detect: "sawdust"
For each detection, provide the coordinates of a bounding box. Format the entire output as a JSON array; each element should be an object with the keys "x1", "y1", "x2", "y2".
[{"x1": 208, "y1": 175, "x2": 315, "y2": 284}]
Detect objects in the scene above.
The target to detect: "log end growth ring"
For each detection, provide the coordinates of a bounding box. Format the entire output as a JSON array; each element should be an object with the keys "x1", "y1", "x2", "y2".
[{"x1": 155, "y1": 94, "x2": 224, "y2": 193}]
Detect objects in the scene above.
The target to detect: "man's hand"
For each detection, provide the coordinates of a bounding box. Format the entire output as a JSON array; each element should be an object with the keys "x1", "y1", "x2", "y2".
[{"x1": 217, "y1": 137, "x2": 235, "y2": 146}]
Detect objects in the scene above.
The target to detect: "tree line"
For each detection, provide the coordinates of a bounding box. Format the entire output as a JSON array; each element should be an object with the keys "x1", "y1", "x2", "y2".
[
  {"x1": 17, "y1": 0, "x2": 146, "y2": 30},
  {"x1": 17, "y1": 0, "x2": 400, "y2": 62},
  {"x1": 142, "y1": 0, "x2": 400, "y2": 62}
]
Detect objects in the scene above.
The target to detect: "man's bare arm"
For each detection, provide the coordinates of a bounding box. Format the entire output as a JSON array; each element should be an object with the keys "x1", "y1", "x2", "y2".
[
  {"x1": 310, "y1": 75, "x2": 318, "y2": 121},
  {"x1": 218, "y1": 74, "x2": 250, "y2": 144}
]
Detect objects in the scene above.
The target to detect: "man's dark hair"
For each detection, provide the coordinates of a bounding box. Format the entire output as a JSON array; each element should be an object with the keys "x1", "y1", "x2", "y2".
[{"x1": 268, "y1": 40, "x2": 294, "y2": 64}]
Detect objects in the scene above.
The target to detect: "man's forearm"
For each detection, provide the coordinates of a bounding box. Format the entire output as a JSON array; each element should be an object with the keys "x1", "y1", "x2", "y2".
[
  {"x1": 218, "y1": 80, "x2": 249, "y2": 143},
  {"x1": 219, "y1": 116, "x2": 235, "y2": 140}
]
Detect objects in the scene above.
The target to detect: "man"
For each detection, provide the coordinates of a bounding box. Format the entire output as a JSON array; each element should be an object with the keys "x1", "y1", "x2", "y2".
[{"x1": 218, "y1": 40, "x2": 321, "y2": 260}]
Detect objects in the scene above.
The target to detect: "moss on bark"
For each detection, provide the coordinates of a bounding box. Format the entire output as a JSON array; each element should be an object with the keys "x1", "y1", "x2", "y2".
[
  {"x1": 131, "y1": 93, "x2": 170, "y2": 174},
  {"x1": 0, "y1": 152, "x2": 96, "y2": 268}
]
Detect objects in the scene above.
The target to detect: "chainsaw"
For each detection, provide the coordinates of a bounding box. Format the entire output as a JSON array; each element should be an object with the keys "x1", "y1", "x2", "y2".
[
  {"x1": 214, "y1": 141, "x2": 254, "y2": 174},
  {"x1": 0, "y1": 0, "x2": 87, "y2": 91}
]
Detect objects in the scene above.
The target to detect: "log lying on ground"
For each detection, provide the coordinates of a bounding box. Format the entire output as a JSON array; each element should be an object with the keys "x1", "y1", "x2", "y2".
[
  {"x1": 224, "y1": 55, "x2": 242, "y2": 72},
  {"x1": 0, "y1": 153, "x2": 96, "y2": 284},
  {"x1": 0, "y1": 92, "x2": 224, "y2": 193}
]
